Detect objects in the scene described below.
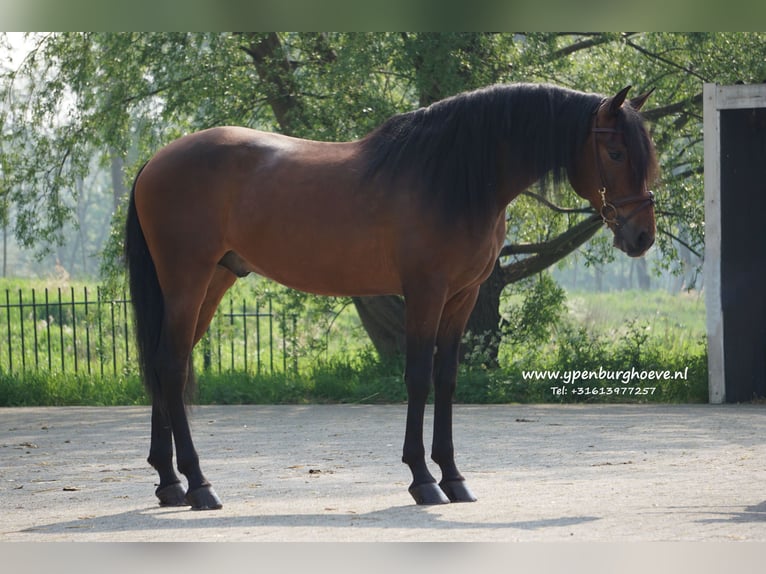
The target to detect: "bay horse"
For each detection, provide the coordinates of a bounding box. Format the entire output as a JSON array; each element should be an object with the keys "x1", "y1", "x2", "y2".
[{"x1": 125, "y1": 83, "x2": 658, "y2": 510}]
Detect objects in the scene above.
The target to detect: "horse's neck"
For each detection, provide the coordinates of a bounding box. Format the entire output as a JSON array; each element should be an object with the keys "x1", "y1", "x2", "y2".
[{"x1": 493, "y1": 145, "x2": 547, "y2": 214}]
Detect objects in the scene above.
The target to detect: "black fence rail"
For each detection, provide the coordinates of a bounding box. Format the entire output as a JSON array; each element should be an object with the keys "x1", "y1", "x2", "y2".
[
  {"x1": 0, "y1": 287, "x2": 298, "y2": 378},
  {"x1": 203, "y1": 296, "x2": 299, "y2": 375}
]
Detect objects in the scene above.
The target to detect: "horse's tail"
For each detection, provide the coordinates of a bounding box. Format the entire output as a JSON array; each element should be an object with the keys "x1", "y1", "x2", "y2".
[{"x1": 125, "y1": 163, "x2": 163, "y2": 401}]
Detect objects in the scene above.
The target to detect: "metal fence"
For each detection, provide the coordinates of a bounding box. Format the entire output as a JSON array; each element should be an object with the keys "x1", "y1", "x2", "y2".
[{"x1": 0, "y1": 287, "x2": 298, "y2": 377}]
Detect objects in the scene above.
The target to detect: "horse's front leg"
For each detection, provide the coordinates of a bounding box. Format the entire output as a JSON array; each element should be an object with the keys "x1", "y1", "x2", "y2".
[
  {"x1": 402, "y1": 290, "x2": 450, "y2": 505},
  {"x1": 431, "y1": 287, "x2": 480, "y2": 502}
]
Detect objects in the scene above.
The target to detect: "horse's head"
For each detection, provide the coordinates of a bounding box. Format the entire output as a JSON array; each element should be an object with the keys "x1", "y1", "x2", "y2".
[{"x1": 570, "y1": 86, "x2": 659, "y2": 257}]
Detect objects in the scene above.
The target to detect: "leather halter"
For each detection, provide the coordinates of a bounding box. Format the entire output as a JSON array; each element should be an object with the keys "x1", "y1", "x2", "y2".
[{"x1": 591, "y1": 115, "x2": 655, "y2": 227}]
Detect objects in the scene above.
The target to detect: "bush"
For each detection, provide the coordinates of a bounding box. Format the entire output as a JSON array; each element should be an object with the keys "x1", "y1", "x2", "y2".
[{"x1": 503, "y1": 273, "x2": 567, "y2": 347}]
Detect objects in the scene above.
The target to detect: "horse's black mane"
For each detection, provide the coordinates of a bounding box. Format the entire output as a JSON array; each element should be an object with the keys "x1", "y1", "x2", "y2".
[{"x1": 360, "y1": 83, "x2": 656, "y2": 222}]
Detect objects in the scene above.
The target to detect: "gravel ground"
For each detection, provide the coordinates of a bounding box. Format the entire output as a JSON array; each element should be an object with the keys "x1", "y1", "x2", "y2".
[{"x1": 2, "y1": 403, "x2": 766, "y2": 542}]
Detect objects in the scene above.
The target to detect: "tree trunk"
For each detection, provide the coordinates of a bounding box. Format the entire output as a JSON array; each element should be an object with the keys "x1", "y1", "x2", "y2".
[
  {"x1": 352, "y1": 296, "x2": 406, "y2": 358},
  {"x1": 240, "y1": 32, "x2": 303, "y2": 136},
  {"x1": 635, "y1": 257, "x2": 651, "y2": 290},
  {"x1": 463, "y1": 260, "x2": 505, "y2": 365}
]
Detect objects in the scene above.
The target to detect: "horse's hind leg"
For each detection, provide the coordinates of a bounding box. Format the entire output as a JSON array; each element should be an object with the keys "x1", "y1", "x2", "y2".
[
  {"x1": 151, "y1": 264, "x2": 230, "y2": 510},
  {"x1": 158, "y1": 303, "x2": 221, "y2": 509},
  {"x1": 145, "y1": 258, "x2": 240, "y2": 511},
  {"x1": 431, "y1": 287, "x2": 480, "y2": 503},
  {"x1": 148, "y1": 401, "x2": 187, "y2": 506}
]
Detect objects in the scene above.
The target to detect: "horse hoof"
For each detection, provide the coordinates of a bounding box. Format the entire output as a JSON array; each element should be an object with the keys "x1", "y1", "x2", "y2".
[
  {"x1": 439, "y1": 479, "x2": 477, "y2": 503},
  {"x1": 409, "y1": 482, "x2": 450, "y2": 505},
  {"x1": 185, "y1": 485, "x2": 223, "y2": 510},
  {"x1": 156, "y1": 482, "x2": 189, "y2": 507}
]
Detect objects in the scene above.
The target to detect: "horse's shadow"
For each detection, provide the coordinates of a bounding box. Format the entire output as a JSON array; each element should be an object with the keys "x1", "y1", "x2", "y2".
[
  {"x1": 694, "y1": 500, "x2": 766, "y2": 525},
  {"x1": 19, "y1": 503, "x2": 600, "y2": 537}
]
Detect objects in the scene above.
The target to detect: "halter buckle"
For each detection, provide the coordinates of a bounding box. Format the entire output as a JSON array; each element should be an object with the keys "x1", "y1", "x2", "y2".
[{"x1": 599, "y1": 187, "x2": 619, "y2": 225}]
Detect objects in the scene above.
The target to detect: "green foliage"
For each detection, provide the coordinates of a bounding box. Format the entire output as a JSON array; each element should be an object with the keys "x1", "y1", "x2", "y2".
[
  {"x1": 462, "y1": 272, "x2": 566, "y2": 368},
  {"x1": 496, "y1": 286, "x2": 707, "y2": 404},
  {"x1": 98, "y1": 192, "x2": 130, "y2": 298},
  {"x1": 0, "y1": 371, "x2": 146, "y2": 406},
  {"x1": 0, "y1": 318, "x2": 707, "y2": 407},
  {"x1": 1, "y1": 33, "x2": 747, "y2": 408},
  {"x1": 6, "y1": 32, "x2": 761, "y2": 276},
  {"x1": 455, "y1": 323, "x2": 707, "y2": 405},
  {"x1": 196, "y1": 371, "x2": 311, "y2": 405},
  {"x1": 503, "y1": 273, "x2": 566, "y2": 346},
  {"x1": 308, "y1": 350, "x2": 406, "y2": 404}
]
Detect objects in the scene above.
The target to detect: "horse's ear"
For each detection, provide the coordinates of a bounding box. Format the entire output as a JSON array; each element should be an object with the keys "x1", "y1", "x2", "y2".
[
  {"x1": 629, "y1": 87, "x2": 655, "y2": 111},
  {"x1": 607, "y1": 85, "x2": 632, "y2": 115}
]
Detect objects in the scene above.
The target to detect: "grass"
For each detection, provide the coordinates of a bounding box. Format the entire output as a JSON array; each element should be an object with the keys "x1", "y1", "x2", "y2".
[
  {"x1": 565, "y1": 289, "x2": 705, "y2": 354},
  {"x1": 0, "y1": 279, "x2": 708, "y2": 406},
  {"x1": 493, "y1": 288, "x2": 707, "y2": 404},
  {"x1": 0, "y1": 371, "x2": 147, "y2": 406}
]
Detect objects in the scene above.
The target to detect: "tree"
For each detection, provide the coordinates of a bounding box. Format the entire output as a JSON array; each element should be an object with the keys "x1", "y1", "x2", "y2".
[
  {"x1": 2, "y1": 33, "x2": 762, "y2": 360},
  {"x1": 227, "y1": 32, "x2": 605, "y2": 359}
]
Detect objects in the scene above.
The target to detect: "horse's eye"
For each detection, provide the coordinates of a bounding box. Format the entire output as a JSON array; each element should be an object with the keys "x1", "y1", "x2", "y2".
[{"x1": 608, "y1": 150, "x2": 623, "y2": 161}]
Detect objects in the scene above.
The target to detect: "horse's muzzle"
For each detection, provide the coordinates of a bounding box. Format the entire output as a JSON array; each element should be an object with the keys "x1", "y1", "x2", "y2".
[{"x1": 613, "y1": 226, "x2": 655, "y2": 257}]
